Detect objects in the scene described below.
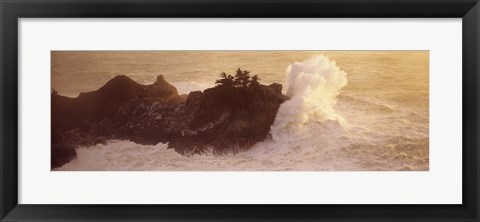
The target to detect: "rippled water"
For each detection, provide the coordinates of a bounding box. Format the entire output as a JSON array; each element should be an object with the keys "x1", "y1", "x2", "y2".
[{"x1": 53, "y1": 51, "x2": 429, "y2": 171}]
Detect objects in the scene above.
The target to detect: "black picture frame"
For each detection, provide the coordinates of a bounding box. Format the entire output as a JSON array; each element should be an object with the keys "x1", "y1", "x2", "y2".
[{"x1": 1, "y1": 0, "x2": 479, "y2": 221}]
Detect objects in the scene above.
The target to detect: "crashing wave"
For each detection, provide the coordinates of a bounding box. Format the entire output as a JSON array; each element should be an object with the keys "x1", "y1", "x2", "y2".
[{"x1": 271, "y1": 55, "x2": 349, "y2": 142}]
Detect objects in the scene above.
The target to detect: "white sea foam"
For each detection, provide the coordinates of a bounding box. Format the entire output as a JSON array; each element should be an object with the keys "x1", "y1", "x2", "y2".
[{"x1": 270, "y1": 55, "x2": 349, "y2": 142}]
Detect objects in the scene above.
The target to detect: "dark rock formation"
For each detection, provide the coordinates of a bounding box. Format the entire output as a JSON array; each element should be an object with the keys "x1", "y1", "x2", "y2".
[
  {"x1": 169, "y1": 84, "x2": 288, "y2": 154},
  {"x1": 51, "y1": 75, "x2": 288, "y2": 168},
  {"x1": 52, "y1": 75, "x2": 180, "y2": 132},
  {"x1": 51, "y1": 128, "x2": 77, "y2": 169}
]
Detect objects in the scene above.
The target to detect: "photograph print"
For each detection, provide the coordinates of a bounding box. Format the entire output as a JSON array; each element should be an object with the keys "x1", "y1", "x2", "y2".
[{"x1": 51, "y1": 51, "x2": 429, "y2": 171}]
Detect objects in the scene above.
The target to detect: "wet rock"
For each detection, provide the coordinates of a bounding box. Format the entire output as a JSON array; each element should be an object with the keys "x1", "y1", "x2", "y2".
[{"x1": 51, "y1": 128, "x2": 77, "y2": 169}]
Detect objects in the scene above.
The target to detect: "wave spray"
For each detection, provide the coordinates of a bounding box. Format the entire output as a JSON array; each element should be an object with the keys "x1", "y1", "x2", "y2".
[{"x1": 270, "y1": 55, "x2": 348, "y2": 142}]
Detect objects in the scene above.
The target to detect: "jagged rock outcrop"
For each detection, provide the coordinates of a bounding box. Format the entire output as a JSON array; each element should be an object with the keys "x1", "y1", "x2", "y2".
[
  {"x1": 169, "y1": 84, "x2": 288, "y2": 154},
  {"x1": 51, "y1": 75, "x2": 288, "y2": 168},
  {"x1": 52, "y1": 75, "x2": 180, "y2": 132},
  {"x1": 51, "y1": 128, "x2": 77, "y2": 169}
]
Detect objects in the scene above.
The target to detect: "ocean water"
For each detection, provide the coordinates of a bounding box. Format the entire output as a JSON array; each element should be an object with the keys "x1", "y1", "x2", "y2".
[{"x1": 52, "y1": 51, "x2": 429, "y2": 171}]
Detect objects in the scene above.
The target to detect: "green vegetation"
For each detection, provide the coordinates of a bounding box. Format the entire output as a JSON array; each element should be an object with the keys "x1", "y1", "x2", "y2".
[{"x1": 215, "y1": 68, "x2": 261, "y2": 88}]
